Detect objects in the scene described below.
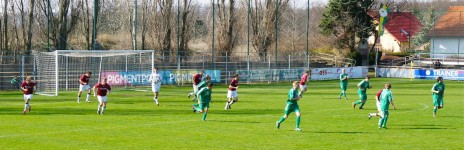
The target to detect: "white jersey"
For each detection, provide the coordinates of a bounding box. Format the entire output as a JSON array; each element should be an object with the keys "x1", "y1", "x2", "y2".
[{"x1": 149, "y1": 73, "x2": 162, "y2": 86}]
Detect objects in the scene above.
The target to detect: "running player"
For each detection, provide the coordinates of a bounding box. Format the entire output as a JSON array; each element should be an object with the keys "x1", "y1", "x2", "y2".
[
  {"x1": 20, "y1": 76, "x2": 36, "y2": 114},
  {"x1": 431, "y1": 76, "x2": 445, "y2": 117},
  {"x1": 369, "y1": 85, "x2": 396, "y2": 119},
  {"x1": 352, "y1": 76, "x2": 371, "y2": 109},
  {"x1": 298, "y1": 69, "x2": 310, "y2": 98},
  {"x1": 224, "y1": 74, "x2": 239, "y2": 110},
  {"x1": 149, "y1": 67, "x2": 162, "y2": 106},
  {"x1": 193, "y1": 83, "x2": 213, "y2": 121},
  {"x1": 93, "y1": 78, "x2": 112, "y2": 115},
  {"x1": 77, "y1": 71, "x2": 92, "y2": 103},
  {"x1": 378, "y1": 83, "x2": 395, "y2": 129},
  {"x1": 188, "y1": 70, "x2": 204, "y2": 101},
  {"x1": 338, "y1": 69, "x2": 349, "y2": 100},
  {"x1": 276, "y1": 81, "x2": 302, "y2": 131},
  {"x1": 192, "y1": 76, "x2": 212, "y2": 111}
]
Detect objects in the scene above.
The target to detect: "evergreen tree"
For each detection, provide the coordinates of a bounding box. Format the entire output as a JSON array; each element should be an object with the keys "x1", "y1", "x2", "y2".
[{"x1": 319, "y1": 0, "x2": 375, "y2": 54}]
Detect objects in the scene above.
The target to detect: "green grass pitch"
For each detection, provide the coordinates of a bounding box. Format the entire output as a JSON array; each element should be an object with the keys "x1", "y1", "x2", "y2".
[{"x1": 0, "y1": 78, "x2": 463, "y2": 149}]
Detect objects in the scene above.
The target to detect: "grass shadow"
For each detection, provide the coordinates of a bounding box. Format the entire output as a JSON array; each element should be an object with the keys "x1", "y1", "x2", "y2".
[{"x1": 313, "y1": 131, "x2": 368, "y2": 134}]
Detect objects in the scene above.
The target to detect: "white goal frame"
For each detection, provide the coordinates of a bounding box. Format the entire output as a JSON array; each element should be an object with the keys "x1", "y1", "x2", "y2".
[{"x1": 34, "y1": 50, "x2": 155, "y2": 96}]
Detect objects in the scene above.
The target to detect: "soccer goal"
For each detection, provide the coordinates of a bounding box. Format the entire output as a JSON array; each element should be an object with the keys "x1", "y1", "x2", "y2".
[{"x1": 33, "y1": 50, "x2": 155, "y2": 96}]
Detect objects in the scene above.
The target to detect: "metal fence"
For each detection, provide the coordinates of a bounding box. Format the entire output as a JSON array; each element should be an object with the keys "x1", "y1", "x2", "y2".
[{"x1": 0, "y1": 50, "x2": 355, "y2": 90}]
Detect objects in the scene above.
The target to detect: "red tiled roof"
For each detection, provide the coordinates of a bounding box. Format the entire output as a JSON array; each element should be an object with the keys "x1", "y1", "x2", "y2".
[
  {"x1": 370, "y1": 11, "x2": 423, "y2": 42},
  {"x1": 427, "y1": 6, "x2": 464, "y2": 37}
]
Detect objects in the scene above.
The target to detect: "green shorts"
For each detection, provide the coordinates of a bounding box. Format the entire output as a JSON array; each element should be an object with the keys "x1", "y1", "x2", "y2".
[
  {"x1": 358, "y1": 92, "x2": 367, "y2": 100},
  {"x1": 433, "y1": 97, "x2": 444, "y2": 107},
  {"x1": 199, "y1": 102, "x2": 210, "y2": 110},
  {"x1": 340, "y1": 84, "x2": 347, "y2": 91},
  {"x1": 284, "y1": 103, "x2": 300, "y2": 115}
]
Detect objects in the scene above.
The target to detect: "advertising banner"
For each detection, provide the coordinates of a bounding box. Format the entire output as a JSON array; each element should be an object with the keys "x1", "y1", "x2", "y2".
[
  {"x1": 415, "y1": 69, "x2": 464, "y2": 80},
  {"x1": 237, "y1": 67, "x2": 368, "y2": 82},
  {"x1": 102, "y1": 70, "x2": 221, "y2": 85},
  {"x1": 310, "y1": 67, "x2": 368, "y2": 80}
]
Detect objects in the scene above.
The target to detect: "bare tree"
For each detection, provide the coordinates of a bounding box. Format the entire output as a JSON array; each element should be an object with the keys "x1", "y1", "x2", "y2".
[
  {"x1": 53, "y1": 0, "x2": 81, "y2": 50},
  {"x1": 91, "y1": 0, "x2": 100, "y2": 50},
  {"x1": 22, "y1": 0, "x2": 33, "y2": 54},
  {"x1": 141, "y1": 0, "x2": 150, "y2": 50},
  {"x1": 3, "y1": 0, "x2": 8, "y2": 51},
  {"x1": 79, "y1": 0, "x2": 91, "y2": 50},
  {"x1": 178, "y1": 0, "x2": 195, "y2": 61},
  {"x1": 250, "y1": 0, "x2": 289, "y2": 60},
  {"x1": 216, "y1": 0, "x2": 236, "y2": 61},
  {"x1": 157, "y1": 0, "x2": 173, "y2": 59},
  {"x1": 11, "y1": 0, "x2": 23, "y2": 59}
]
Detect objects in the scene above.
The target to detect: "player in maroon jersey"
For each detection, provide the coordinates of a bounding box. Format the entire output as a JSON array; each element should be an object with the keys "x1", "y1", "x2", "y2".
[
  {"x1": 77, "y1": 71, "x2": 92, "y2": 103},
  {"x1": 225, "y1": 74, "x2": 239, "y2": 110},
  {"x1": 298, "y1": 69, "x2": 310, "y2": 98},
  {"x1": 188, "y1": 69, "x2": 204, "y2": 101},
  {"x1": 20, "y1": 76, "x2": 36, "y2": 114},
  {"x1": 93, "y1": 78, "x2": 112, "y2": 115}
]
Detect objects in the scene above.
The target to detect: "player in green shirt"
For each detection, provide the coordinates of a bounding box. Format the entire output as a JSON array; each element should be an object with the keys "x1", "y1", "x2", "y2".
[
  {"x1": 352, "y1": 76, "x2": 371, "y2": 109},
  {"x1": 193, "y1": 83, "x2": 213, "y2": 121},
  {"x1": 431, "y1": 76, "x2": 445, "y2": 117},
  {"x1": 276, "y1": 81, "x2": 302, "y2": 131},
  {"x1": 338, "y1": 69, "x2": 349, "y2": 100},
  {"x1": 192, "y1": 76, "x2": 211, "y2": 101},
  {"x1": 378, "y1": 83, "x2": 396, "y2": 129}
]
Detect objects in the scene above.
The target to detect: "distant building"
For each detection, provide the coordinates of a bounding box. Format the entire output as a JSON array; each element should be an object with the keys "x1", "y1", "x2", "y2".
[
  {"x1": 368, "y1": 12, "x2": 423, "y2": 52},
  {"x1": 427, "y1": 6, "x2": 464, "y2": 59}
]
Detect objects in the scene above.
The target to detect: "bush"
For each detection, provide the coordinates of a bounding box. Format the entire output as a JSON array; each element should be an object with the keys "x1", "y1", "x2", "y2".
[
  {"x1": 348, "y1": 51, "x2": 362, "y2": 66},
  {"x1": 369, "y1": 50, "x2": 383, "y2": 65}
]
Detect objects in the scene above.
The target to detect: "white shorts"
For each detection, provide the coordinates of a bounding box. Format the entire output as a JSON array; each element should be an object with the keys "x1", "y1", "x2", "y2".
[
  {"x1": 193, "y1": 84, "x2": 199, "y2": 93},
  {"x1": 79, "y1": 84, "x2": 91, "y2": 92},
  {"x1": 152, "y1": 84, "x2": 161, "y2": 92},
  {"x1": 24, "y1": 94, "x2": 33, "y2": 101},
  {"x1": 376, "y1": 100, "x2": 381, "y2": 112},
  {"x1": 227, "y1": 90, "x2": 238, "y2": 99},
  {"x1": 97, "y1": 96, "x2": 108, "y2": 103},
  {"x1": 299, "y1": 84, "x2": 307, "y2": 91}
]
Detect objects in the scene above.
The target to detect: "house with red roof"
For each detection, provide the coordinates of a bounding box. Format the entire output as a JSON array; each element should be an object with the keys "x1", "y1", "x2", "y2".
[
  {"x1": 427, "y1": 6, "x2": 464, "y2": 59},
  {"x1": 368, "y1": 12, "x2": 423, "y2": 52}
]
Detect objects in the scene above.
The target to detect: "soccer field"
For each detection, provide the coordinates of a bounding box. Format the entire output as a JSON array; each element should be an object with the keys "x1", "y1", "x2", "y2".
[{"x1": 0, "y1": 78, "x2": 463, "y2": 149}]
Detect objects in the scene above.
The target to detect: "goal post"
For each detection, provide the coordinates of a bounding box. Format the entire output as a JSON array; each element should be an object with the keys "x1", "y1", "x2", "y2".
[{"x1": 34, "y1": 50, "x2": 155, "y2": 96}]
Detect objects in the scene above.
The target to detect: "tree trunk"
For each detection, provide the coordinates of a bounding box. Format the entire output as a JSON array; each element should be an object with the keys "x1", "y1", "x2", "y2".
[
  {"x1": 4, "y1": 0, "x2": 8, "y2": 51},
  {"x1": 82, "y1": 0, "x2": 90, "y2": 50},
  {"x1": 217, "y1": 0, "x2": 235, "y2": 62},
  {"x1": 0, "y1": 17, "x2": 2, "y2": 51},
  {"x1": 159, "y1": 0, "x2": 173, "y2": 61},
  {"x1": 141, "y1": 0, "x2": 148, "y2": 50},
  {"x1": 179, "y1": 0, "x2": 193, "y2": 62},
  {"x1": 11, "y1": 0, "x2": 21, "y2": 60},
  {"x1": 91, "y1": 0, "x2": 99, "y2": 50},
  {"x1": 132, "y1": 2, "x2": 137, "y2": 50},
  {"x1": 25, "y1": 0, "x2": 35, "y2": 56},
  {"x1": 20, "y1": 0, "x2": 27, "y2": 51},
  {"x1": 56, "y1": 0, "x2": 70, "y2": 50}
]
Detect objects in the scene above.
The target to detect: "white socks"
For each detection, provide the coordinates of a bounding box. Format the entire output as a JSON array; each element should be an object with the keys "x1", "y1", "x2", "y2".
[
  {"x1": 154, "y1": 97, "x2": 159, "y2": 104},
  {"x1": 86, "y1": 94, "x2": 90, "y2": 102}
]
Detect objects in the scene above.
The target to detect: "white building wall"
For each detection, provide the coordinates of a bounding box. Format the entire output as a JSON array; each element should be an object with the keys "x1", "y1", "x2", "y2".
[
  {"x1": 430, "y1": 37, "x2": 464, "y2": 58},
  {"x1": 368, "y1": 29, "x2": 401, "y2": 52}
]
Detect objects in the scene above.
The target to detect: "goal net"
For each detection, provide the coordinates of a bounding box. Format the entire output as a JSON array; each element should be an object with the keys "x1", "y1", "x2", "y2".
[{"x1": 34, "y1": 50, "x2": 154, "y2": 96}]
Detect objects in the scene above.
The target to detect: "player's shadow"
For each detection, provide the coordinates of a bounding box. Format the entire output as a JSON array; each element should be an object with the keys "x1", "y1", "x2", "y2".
[
  {"x1": 0, "y1": 107, "x2": 96, "y2": 115},
  {"x1": 206, "y1": 120, "x2": 262, "y2": 124},
  {"x1": 313, "y1": 131, "x2": 368, "y2": 134},
  {"x1": 214, "y1": 109, "x2": 282, "y2": 115},
  {"x1": 395, "y1": 124, "x2": 453, "y2": 130}
]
